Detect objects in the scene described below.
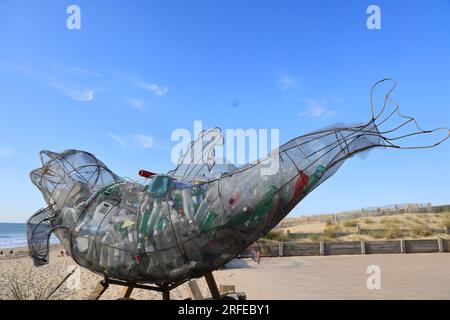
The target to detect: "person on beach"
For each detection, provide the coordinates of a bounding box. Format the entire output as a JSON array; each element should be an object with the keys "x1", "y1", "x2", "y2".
[
  {"x1": 256, "y1": 250, "x2": 261, "y2": 265},
  {"x1": 251, "y1": 249, "x2": 256, "y2": 262}
]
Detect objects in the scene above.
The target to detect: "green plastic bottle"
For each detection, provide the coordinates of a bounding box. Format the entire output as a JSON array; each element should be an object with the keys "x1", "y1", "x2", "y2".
[
  {"x1": 229, "y1": 185, "x2": 277, "y2": 227},
  {"x1": 138, "y1": 201, "x2": 153, "y2": 236},
  {"x1": 250, "y1": 185, "x2": 277, "y2": 220},
  {"x1": 200, "y1": 211, "x2": 218, "y2": 233},
  {"x1": 305, "y1": 165, "x2": 327, "y2": 192}
]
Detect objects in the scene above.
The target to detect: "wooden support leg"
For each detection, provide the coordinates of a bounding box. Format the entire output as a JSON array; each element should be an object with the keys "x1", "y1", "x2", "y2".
[
  {"x1": 204, "y1": 272, "x2": 221, "y2": 300},
  {"x1": 121, "y1": 285, "x2": 135, "y2": 299},
  {"x1": 188, "y1": 280, "x2": 204, "y2": 300},
  {"x1": 87, "y1": 280, "x2": 109, "y2": 300},
  {"x1": 162, "y1": 290, "x2": 170, "y2": 300}
]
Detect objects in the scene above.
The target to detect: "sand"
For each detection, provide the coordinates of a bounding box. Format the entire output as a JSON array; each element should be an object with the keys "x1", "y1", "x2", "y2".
[{"x1": 2, "y1": 245, "x2": 450, "y2": 299}]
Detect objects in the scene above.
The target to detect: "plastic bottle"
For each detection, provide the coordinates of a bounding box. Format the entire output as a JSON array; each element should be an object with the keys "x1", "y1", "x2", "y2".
[
  {"x1": 229, "y1": 184, "x2": 277, "y2": 227},
  {"x1": 162, "y1": 225, "x2": 185, "y2": 268},
  {"x1": 200, "y1": 211, "x2": 218, "y2": 233},
  {"x1": 145, "y1": 199, "x2": 162, "y2": 236},
  {"x1": 288, "y1": 171, "x2": 309, "y2": 206},
  {"x1": 305, "y1": 165, "x2": 327, "y2": 192},
  {"x1": 138, "y1": 198, "x2": 153, "y2": 236},
  {"x1": 93, "y1": 201, "x2": 114, "y2": 226},
  {"x1": 251, "y1": 185, "x2": 277, "y2": 220},
  {"x1": 182, "y1": 227, "x2": 203, "y2": 262},
  {"x1": 75, "y1": 236, "x2": 89, "y2": 253},
  {"x1": 168, "y1": 261, "x2": 198, "y2": 280},
  {"x1": 153, "y1": 228, "x2": 172, "y2": 267},
  {"x1": 191, "y1": 186, "x2": 203, "y2": 211},
  {"x1": 86, "y1": 235, "x2": 97, "y2": 263},
  {"x1": 122, "y1": 240, "x2": 135, "y2": 273},
  {"x1": 194, "y1": 201, "x2": 210, "y2": 226},
  {"x1": 60, "y1": 207, "x2": 76, "y2": 228},
  {"x1": 171, "y1": 208, "x2": 189, "y2": 238},
  {"x1": 181, "y1": 189, "x2": 195, "y2": 222},
  {"x1": 145, "y1": 257, "x2": 165, "y2": 279},
  {"x1": 99, "y1": 230, "x2": 113, "y2": 269}
]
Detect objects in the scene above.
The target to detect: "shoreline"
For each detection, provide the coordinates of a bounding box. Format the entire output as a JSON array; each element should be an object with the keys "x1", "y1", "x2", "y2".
[{"x1": 0, "y1": 244, "x2": 63, "y2": 260}]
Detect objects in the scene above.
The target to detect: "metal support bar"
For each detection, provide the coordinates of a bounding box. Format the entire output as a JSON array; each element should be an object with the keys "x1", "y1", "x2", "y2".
[{"x1": 204, "y1": 272, "x2": 221, "y2": 300}]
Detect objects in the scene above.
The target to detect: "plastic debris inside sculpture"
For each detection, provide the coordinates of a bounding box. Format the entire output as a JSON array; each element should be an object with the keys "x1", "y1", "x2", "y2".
[{"x1": 26, "y1": 79, "x2": 449, "y2": 286}]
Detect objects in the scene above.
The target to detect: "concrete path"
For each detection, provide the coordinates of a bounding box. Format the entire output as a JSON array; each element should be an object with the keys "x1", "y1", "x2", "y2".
[{"x1": 216, "y1": 253, "x2": 450, "y2": 299}]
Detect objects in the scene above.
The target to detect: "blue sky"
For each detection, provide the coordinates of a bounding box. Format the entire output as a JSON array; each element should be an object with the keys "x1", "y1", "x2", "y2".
[{"x1": 0, "y1": 0, "x2": 449, "y2": 222}]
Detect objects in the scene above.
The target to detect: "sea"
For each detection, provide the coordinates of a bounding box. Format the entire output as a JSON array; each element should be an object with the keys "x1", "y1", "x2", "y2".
[{"x1": 0, "y1": 223, "x2": 59, "y2": 249}]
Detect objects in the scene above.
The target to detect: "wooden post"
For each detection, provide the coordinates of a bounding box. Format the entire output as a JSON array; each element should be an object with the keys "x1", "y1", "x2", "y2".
[
  {"x1": 319, "y1": 241, "x2": 325, "y2": 256},
  {"x1": 121, "y1": 285, "x2": 134, "y2": 299},
  {"x1": 219, "y1": 284, "x2": 235, "y2": 294},
  {"x1": 360, "y1": 241, "x2": 366, "y2": 254},
  {"x1": 438, "y1": 238, "x2": 445, "y2": 253},
  {"x1": 400, "y1": 240, "x2": 406, "y2": 253},
  {"x1": 279, "y1": 242, "x2": 284, "y2": 256},
  {"x1": 87, "y1": 280, "x2": 109, "y2": 300},
  {"x1": 188, "y1": 280, "x2": 204, "y2": 300},
  {"x1": 162, "y1": 290, "x2": 170, "y2": 300},
  {"x1": 204, "y1": 272, "x2": 221, "y2": 300},
  {"x1": 46, "y1": 267, "x2": 78, "y2": 300}
]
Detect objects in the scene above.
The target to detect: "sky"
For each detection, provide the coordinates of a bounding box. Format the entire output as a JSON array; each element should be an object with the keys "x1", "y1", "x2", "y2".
[{"x1": 0, "y1": 0, "x2": 449, "y2": 222}]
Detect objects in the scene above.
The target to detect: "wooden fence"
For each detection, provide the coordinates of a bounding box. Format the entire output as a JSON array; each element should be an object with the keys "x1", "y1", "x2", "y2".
[
  {"x1": 277, "y1": 204, "x2": 450, "y2": 227},
  {"x1": 240, "y1": 239, "x2": 450, "y2": 257},
  {"x1": 286, "y1": 227, "x2": 449, "y2": 240}
]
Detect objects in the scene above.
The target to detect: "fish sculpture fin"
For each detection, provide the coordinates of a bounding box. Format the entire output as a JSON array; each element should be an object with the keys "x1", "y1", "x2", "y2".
[
  {"x1": 369, "y1": 78, "x2": 449, "y2": 150},
  {"x1": 167, "y1": 128, "x2": 237, "y2": 183}
]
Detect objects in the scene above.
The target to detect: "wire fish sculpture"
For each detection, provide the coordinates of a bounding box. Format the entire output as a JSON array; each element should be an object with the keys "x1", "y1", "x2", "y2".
[{"x1": 26, "y1": 79, "x2": 449, "y2": 286}]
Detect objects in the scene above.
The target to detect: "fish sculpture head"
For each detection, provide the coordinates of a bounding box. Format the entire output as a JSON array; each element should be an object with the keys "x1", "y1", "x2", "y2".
[
  {"x1": 30, "y1": 150, "x2": 121, "y2": 211},
  {"x1": 27, "y1": 149, "x2": 122, "y2": 266}
]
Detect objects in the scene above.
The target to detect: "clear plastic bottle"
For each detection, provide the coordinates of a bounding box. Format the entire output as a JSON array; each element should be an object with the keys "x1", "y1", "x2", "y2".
[
  {"x1": 146, "y1": 199, "x2": 162, "y2": 236},
  {"x1": 181, "y1": 189, "x2": 195, "y2": 222},
  {"x1": 153, "y1": 228, "x2": 171, "y2": 266}
]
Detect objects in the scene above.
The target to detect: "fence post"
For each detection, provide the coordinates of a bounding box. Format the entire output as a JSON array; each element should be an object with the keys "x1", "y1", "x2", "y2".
[
  {"x1": 400, "y1": 240, "x2": 406, "y2": 253},
  {"x1": 438, "y1": 238, "x2": 444, "y2": 253},
  {"x1": 360, "y1": 241, "x2": 366, "y2": 254},
  {"x1": 319, "y1": 241, "x2": 325, "y2": 256},
  {"x1": 279, "y1": 242, "x2": 284, "y2": 256}
]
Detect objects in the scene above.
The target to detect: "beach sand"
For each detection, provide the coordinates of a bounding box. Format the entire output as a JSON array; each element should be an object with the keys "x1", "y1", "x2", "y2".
[
  {"x1": 2, "y1": 245, "x2": 450, "y2": 299},
  {"x1": 0, "y1": 245, "x2": 243, "y2": 300}
]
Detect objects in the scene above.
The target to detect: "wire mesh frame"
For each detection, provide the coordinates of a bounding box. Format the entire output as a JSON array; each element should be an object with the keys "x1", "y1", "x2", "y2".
[
  {"x1": 66, "y1": 181, "x2": 250, "y2": 285},
  {"x1": 26, "y1": 206, "x2": 56, "y2": 265},
  {"x1": 31, "y1": 149, "x2": 122, "y2": 207},
  {"x1": 165, "y1": 78, "x2": 449, "y2": 236},
  {"x1": 28, "y1": 79, "x2": 450, "y2": 284}
]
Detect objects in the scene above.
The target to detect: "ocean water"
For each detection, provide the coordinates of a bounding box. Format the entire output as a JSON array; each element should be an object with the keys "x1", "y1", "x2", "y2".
[{"x1": 0, "y1": 223, "x2": 59, "y2": 249}]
